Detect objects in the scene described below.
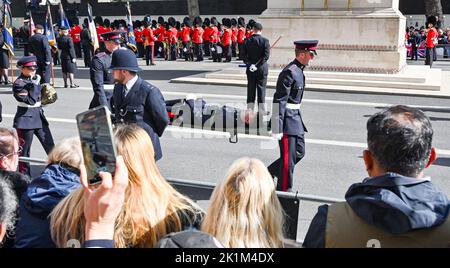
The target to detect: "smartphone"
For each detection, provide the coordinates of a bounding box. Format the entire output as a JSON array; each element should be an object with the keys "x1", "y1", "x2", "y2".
[{"x1": 76, "y1": 106, "x2": 117, "y2": 185}]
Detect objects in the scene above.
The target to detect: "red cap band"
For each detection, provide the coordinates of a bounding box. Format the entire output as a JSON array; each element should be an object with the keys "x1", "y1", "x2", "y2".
[{"x1": 23, "y1": 61, "x2": 37, "y2": 67}]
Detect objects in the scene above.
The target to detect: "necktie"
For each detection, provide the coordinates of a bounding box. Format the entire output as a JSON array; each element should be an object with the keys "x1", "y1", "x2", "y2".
[{"x1": 123, "y1": 84, "x2": 128, "y2": 98}]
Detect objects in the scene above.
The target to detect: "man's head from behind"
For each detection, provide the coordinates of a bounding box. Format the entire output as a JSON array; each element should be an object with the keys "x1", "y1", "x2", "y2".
[
  {"x1": 364, "y1": 105, "x2": 436, "y2": 178},
  {"x1": 0, "y1": 128, "x2": 20, "y2": 172},
  {"x1": 0, "y1": 179, "x2": 17, "y2": 244}
]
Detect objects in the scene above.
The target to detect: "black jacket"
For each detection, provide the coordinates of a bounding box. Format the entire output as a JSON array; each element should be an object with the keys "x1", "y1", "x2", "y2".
[
  {"x1": 242, "y1": 34, "x2": 270, "y2": 76},
  {"x1": 112, "y1": 77, "x2": 169, "y2": 161},
  {"x1": 13, "y1": 74, "x2": 49, "y2": 129},
  {"x1": 89, "y1": 51, "x2": 115, "y2": 109},
  {"x1": 57, "y1": 35, "x2": 76, "y2": 60},
  {"x1": 272, "y1": 59, "x2": 308, "y2": 136},
  {"x1": 29, "y1": 33, "x2": 52, "y2": 65}
]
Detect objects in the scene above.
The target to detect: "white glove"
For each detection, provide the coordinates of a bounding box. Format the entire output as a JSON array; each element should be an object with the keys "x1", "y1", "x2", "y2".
[
  {"x1": 31, "y1": 74, "x2": 41, "y2": 85},
  {"x1": 211, "y1": 47, "x2": 216, "y2": 52},
  {"x1": 45, "y1": 61, "x2": 51, "y2": 65},
  {"x1": 72, "y1": 58, "x2": 77, "y2": 63},
  {"x1": 183, "y1": 48, "x2": 188, "y2": 52},
  {"x1": 272, "y1": 133, "x2": 283, "y2": 140},
  {"x1": 249, "y1": 64, "x2": 257, "y2": 72}
]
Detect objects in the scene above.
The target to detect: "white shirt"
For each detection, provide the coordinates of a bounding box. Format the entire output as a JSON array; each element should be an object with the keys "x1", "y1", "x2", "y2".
[{"x1": 124, "y1": 75, "x2": 138, "y2": 97}]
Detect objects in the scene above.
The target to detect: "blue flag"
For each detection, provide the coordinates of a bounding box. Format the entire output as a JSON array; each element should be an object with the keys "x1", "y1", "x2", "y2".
[
  {"x1": 59, "y1": 3, "x2": 70, "y2": 30},
  {"x1": 45, "y1": 5, "x2": 56, "y2": 47},
  {"x1": 126, "y1": 2, "x2": 137, "y2": 52},
  {"x1": 2, "y1": 0, "x2": 14, "y2": 55}
]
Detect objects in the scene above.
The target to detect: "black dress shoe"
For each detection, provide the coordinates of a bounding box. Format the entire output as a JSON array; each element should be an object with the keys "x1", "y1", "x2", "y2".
[
  {"x1": 64, "y1": 84, "x2": 68, "y2": 88},
  {"x1": 70, "y1": 84, "x2": 79, "y2": 88}
]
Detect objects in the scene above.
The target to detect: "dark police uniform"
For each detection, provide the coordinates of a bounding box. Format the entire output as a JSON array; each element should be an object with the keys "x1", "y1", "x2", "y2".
[
  {"x1": 110, "y1": 49, "x2": 169, "y2": 161},
  {"x1": 28, "y1": 25, "x2": 52, "y2": 84},
  {"x1": 242, "y1": 24, "x2": 270, "y2": 113},
  {"x1": 267, "y1": 40, "x2": 318, "y2": 192},
  {"x1": 13, "y1": 56, "x2": 55, "y2": 175},
  {"x1": 89, "y1": 32, "x2": 121, "y2": 109}
]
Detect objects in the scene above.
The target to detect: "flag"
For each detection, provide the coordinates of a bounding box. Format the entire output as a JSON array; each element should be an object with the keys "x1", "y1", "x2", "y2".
[
  {"x1": 59, "y1": 2, "x2": 70, "y2": 30},
  {"x1": 87, "y1": 3, "x2": 99, "y2": 51},
  {"x1": 125, "y1": 2, "x2": 137, "y2": 52},
  {"x1": 45, "y1": 4, "x2": 56, "y2": 48},
  {"x1": 2, "y1": 0, "x2": 14, "y2": 55},
  {"x1": 29, "y1": 12, "x2": 36, "y2": 38}
]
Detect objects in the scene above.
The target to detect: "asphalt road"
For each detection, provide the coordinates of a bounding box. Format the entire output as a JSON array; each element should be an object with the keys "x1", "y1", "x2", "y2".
[{"x1": 1, "y1": 56, "x2": 449, "y2": 242}]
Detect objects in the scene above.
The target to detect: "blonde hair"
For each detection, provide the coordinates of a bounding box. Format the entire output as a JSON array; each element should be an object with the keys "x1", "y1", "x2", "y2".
[
  {"x1": 202, "y1": 157, "x2": 285, "y2": 248},
  {"x1": 47, "y1": 137, "x2": 83, "y2": 169},
  {"x1": 50, "y1": 124, "x2": 203, "y2": 248}
]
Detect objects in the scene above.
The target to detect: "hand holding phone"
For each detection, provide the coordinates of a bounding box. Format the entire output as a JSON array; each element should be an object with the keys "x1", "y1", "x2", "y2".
[{"x1": 76, "y1": 106, "x2": 117, "y2": 185}]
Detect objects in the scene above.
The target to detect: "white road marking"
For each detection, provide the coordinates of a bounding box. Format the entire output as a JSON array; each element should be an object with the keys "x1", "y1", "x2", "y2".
[
  {"x1": 2, "y1": 114, "x2": 450, "y2": 156},
  {"x1": 3, "y1": 87, "x2": 449, "y2": 110}
]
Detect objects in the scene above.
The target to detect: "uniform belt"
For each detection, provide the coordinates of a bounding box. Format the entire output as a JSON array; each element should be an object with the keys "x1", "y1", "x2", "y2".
[
  {"x1": 104, "y1": 84, "x2": 115, "y2": 91},
  {"x1": 286, "y1": 103, "x2": 301, "y2": 110},
  {"x1": 17, "y1": 101, "x2": 41, "y2": 108}
]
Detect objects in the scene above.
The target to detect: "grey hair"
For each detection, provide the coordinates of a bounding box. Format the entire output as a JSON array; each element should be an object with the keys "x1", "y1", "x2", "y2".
[{"x1": 0, "y1": 179, "x2": 17, "y2": 234}]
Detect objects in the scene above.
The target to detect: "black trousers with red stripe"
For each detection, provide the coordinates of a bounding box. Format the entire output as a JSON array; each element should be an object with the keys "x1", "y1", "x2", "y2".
[
  {"x1": 268, "y1": 134, "x2": 305, "y2": 191},
  {"x1": 16, "y1": 127, "x2": 55, "y2": 175}
]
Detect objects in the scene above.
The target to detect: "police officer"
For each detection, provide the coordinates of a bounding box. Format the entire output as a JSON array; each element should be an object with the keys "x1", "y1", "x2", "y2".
[
  {"x1": 242, "y1": 22, "x2": 270, "y2": 114},
  {"x1": 29, "y1": 25, "x2": 52, "y2": 84},
  {"x1": 110, "y1": 49, "x2": 169, "y2": 161},
  {"x1": 89, "y1": 31, "x2": 122, "y2": 109},
  {"x1": 267, "y1": 40, "x2": 318, "y2": 192},
  {"x1": 13, "y1": 56, "x2": 55, "y2": 175}
]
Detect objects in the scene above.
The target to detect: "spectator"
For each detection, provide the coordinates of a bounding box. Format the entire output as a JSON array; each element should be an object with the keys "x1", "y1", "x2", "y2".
[
  {"x1": 15, "y1": 138, "x2": 82, "y2": 248},
  {"x1": 0, "y1": 179, "x2": 17, "y2": 245},
  {"x1": 50, "y1": 124, "x2": 204, "y2": 248},
  {"x1": 201, "y1": 157, "x2": 285, "y2": 248},
  {"x1": 303, "y1": 105, "x2": 450, "y2": 248},
  {"x1": 0, "y1": 128, "x2": 31, "y2": 248}
]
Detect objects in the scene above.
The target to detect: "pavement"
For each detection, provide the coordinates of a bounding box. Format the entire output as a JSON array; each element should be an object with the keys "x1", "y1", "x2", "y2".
[{"x1": 1, "y1": 51, "x2": 450, "y2": 243}]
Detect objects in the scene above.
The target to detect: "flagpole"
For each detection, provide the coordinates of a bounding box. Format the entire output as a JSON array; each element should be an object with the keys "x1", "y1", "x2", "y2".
[{"x1": 9, "y1": 51, "x2": 13, "y2": 82}]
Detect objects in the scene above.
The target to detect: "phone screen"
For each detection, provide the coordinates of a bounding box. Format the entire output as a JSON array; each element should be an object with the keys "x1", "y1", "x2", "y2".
[{"x1": 76, "y1": 106, "x2": 117, "y2": 185}]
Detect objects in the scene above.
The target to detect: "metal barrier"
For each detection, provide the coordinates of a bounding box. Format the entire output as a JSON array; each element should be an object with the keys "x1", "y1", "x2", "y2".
[{"x1": 19, "y1": 157, "x2": 344, "y2": 241}]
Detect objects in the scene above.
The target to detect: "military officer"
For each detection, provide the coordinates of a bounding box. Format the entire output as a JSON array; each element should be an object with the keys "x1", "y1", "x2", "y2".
[
  {"x1": 89, "y1": 31, "x2": 122, "y2": 109},
  {"x1": 267, "y1": 40, "x2": 318, "y2": 192},
  {"x1": 28, "y1": 25, "x2": 52, "y2": 84},
  {"x1": 110, "y1": 49, "x2": 169, "y2": 161},
  {"x1": 242, "y1": 22, "x2": 270, "y2": 114},
  {"x1": 13, "y1": 56, "x2": 55, "y2": 175}
]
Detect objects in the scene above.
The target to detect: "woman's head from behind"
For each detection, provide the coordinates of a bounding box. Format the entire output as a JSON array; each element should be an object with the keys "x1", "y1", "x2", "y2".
[
  {"x1": 51, "y1": 124, "x2": 202, "y2": 248},
  {"x1": 47, "y1": 137, "x2": 82, "y2": 169},
  {"x1": 202, "y1": 157, "x2": 285, "y2": 248}
]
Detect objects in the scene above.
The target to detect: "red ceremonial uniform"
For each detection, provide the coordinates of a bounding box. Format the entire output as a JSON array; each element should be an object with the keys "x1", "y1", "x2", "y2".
[
  {"x1": 193, "y1": 26, "x2": 204, "y2": 44},
  {"x1": 134, "y1": 28, "x2": 143, "y2": 43},
  {"x1": 142, "y1": 27, "x2": 156, "y2": 47},
  {"x1": 426, "y1": 27, "x2": 438, "y2": 48},
  {"x1": 165, "y1": 28, "x2": 178, "y2": 44},
  {"x1": 70, "y1": 25, "x2": 81, "y2": 43},
  {"x1": 237, "y1": 27, "x2": 246, "y2": 44},
  {"x1": 181, "y1": 26, "x2": 192, "y2": 43},
  {"x1": 154, "y1": 25, "x2": 166, "y2": 42},
  {"x1": 203, "y1": 26, "x2": 212, "y2": 43},
  {"x1": 210, "y1": 26, "x2": 219, "y2": 43},
  {"x1": 231, "y1": 27, "x2": 238, "y2": 43},
  {"x1": 96, "y1": 26, "x2": 105, "y2": 42},
  {"x1": 246, "y1": 30, "x2": 254, "y2": 39},
  {"x1": 222, "y1": 28, "x2": 232, "y2": 47}
]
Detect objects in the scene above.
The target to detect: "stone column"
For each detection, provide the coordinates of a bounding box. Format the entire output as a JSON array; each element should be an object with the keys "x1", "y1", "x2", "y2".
[{"x1": 259, "y1": 0, "x2": 406, "y2": 73}]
